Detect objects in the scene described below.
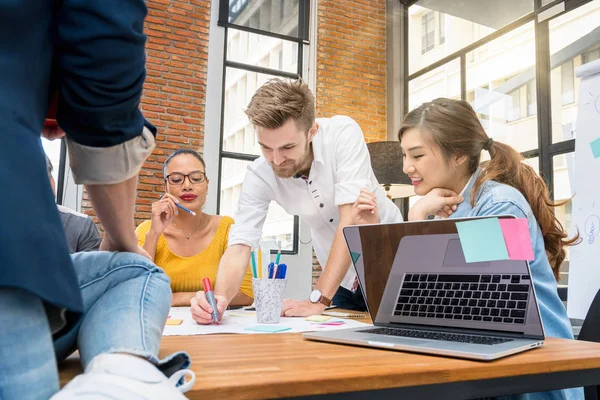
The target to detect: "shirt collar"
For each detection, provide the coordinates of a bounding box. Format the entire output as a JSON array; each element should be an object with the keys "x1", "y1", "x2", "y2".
[
  {"x1": 452, "y1": 167, "x2": 482, "y2": 218},
  {"x1": 311, "y1": 123, "x2": 324, "y2": 165}
]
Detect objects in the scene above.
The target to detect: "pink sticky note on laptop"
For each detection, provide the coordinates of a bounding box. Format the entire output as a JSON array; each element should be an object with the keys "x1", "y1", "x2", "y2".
[{"x1": 499, "y1": 218, "x2": 534, "y2": 261}]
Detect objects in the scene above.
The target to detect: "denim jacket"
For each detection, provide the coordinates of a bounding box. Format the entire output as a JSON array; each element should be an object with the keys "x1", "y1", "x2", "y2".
[
  {"x1": 450, "y1": 168, "x2": 584, "y2": 400},
  {"x1": 450, "y1": 169, "x2": 582, "y2": 400}
]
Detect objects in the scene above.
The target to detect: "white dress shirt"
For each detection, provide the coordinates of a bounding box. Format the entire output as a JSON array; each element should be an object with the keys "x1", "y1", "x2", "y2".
[{"x1": 228, "y1": 115, "x2": 403, "y2": 290}]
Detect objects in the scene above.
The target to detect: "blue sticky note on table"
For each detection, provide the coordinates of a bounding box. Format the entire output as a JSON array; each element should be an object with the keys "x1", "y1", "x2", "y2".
[
  {"x1": 455, "y1": 218, "x2": 509, "y2": 263},
  {"x1": 590, "y1": 138, "x2": 600, "y2": 159},
  {"x1": 244, "y1": 326, "x2": 292, "y2": 333}
]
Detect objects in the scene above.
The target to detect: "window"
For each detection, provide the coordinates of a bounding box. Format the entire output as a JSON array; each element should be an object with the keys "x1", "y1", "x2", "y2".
[
  {"x1": 41, "y1": 138, "x2": 63, "y2": 202},
  {"x1": 439, "y1": 12, "x2": 445, "y2": 45},
  {"x1": 218, "y1": 0, "x2": 308, "y2": 254},
  {"x1": 421, "y1": 11, "x2": 435, "y2": 54},
  {"x1": 464, "y1": 22, "x2": 538, "y2": 153},
  {"x1": 582, "y1": 47, "x2": 600, "y2": 64},
  {"x1": 408, "y1": 58, "x2": 460, "y2": 111},
  {"x1": 408, "y1": 1, "x2": 532, "y2": 74},
  {"x1": 278, "y1": 48, "x2": 283, "y2": 70},
  {"x1": 549, "y1": 1, "x2": 600, "y2": 144},
  {"x1": 405, "y1": 0, "x2": 599, "y2": 301},
  {"x1": 553, "y1": 153, "x2": 575, "y2": 287},
  {"x1": 507, "y1": 88, "x2": 521, "y2": 122},
  {"x1": 526, "y1": 80, "x2": 536, "y2": 117},
  {"x1": 560, "y1": 60, "x2": 575, "y2": 106}
]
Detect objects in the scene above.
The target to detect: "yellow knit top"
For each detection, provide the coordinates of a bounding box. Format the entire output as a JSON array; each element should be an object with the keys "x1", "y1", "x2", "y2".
[{"x1": 135, "y1": 216, "x2": 253, "y2": 298}]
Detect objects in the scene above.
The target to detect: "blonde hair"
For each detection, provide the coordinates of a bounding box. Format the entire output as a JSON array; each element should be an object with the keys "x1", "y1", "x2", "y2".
[
  {"x1": 399, "y1": 98, "x2": 580, "y2": 280},
  {"x1": 245, "y1": 78, "x2": 315, "y2": 132}
]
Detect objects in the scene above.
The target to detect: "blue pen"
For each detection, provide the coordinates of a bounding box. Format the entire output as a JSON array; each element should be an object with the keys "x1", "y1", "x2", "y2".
[
  {"x1": 202, "y1": 277, "x2": 219, "y2": 324},
  {"x1": 176, "y1": 203, "x2": 196, "y2": 216},
  {"x1": 277, "y1": 263, "x2": 287, "y2": 279},
  {"x1": 268, "y1": 262, "x2": 275, "y2": 279}
]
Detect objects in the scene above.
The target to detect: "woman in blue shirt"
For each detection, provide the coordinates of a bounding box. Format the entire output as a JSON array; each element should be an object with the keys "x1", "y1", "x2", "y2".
[{"x1": 357, "y1": 98, "x2": 581, "y2": 400}]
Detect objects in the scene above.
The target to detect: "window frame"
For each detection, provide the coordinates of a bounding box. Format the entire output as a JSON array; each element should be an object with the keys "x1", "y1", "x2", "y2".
[{"x1": 215, "y1": 0, "x2": 311, "y2": 255}]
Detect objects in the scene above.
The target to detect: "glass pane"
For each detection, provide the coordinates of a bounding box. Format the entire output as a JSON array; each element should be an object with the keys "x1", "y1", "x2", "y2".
[
  {"x1": 223, "y1": 67, "x2": 279, "y2": 156},
  {"x1": 408, "y1": 58, "x2": 460, "y2": 111},
  {"x1": 409, "y1": 1, "x2": 533, "y2": 74},
  {"x1": 553, "y1": 153, "x2": 575, "y2": 286},
  {"x1": 225, "y1": 0, "x2": 300, "y2": 39},
  {"x1": 523, "y1": 156, "x2": 539, "y2": 174},
  {"x1": 41, "y1": 137, "x2": 62, "y2": 200},
  {"x1": 465, "y1": 22, "x2": 538, "y2": 153},
  {"x1": 220, "y1": 157, "x2": 294, "y2": 251},
  {"x1": 227, "y1": 29, "x2": 298, "y2": 74},
  {"x1": 548, "y1": 1, "x2": 600, "y2": 144}
]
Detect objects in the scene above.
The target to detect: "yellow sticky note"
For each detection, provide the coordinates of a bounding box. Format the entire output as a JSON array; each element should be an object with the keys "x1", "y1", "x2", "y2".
[
  {"x1": 305, "y1": 315, "x2": 331, "y2": 322},
  {"x1": 165, "y1": 319, "x2": 183, "y2": 326}
]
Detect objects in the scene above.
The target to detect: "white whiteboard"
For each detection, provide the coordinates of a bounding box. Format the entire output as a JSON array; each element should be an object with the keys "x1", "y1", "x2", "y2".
[{"x1": 567, "y1": 58, "x2": 600, "y2": 320}]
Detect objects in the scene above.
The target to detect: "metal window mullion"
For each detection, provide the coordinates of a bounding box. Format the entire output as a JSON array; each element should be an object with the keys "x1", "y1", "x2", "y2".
[
  {"x1": 534, "y1": 2, "x2": 554, "y2": 194},
  {"x1": 224, "y1": 60, "x2": 299, "y2": 79},
  {"x1": 56, "y1": 138, "x2": 67, "y2": 206}
]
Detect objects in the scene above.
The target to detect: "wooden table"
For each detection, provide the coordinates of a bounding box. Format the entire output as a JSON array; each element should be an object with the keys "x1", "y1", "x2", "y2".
[{"x1": 59, "y1": 313, "x2": 600, "y2": 399}]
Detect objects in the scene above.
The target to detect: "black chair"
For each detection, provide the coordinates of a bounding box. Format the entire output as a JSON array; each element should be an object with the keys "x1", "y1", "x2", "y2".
[{"x1": 578, "y1": 288, "x2": 600, "y2": 400}]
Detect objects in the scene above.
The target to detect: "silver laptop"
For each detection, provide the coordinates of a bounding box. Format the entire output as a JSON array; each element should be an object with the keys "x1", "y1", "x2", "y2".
[{"x1": 304, "y1": 216, "x2": 545, "y2": 361}]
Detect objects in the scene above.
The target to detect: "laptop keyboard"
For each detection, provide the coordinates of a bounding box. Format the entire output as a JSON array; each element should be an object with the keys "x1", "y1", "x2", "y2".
[
  {"x1": 362, "y1": 327, "x2": 513, "y2": 345},
  {"x1": 395, "y1": 274, "x2": 530, "y2": 324}
]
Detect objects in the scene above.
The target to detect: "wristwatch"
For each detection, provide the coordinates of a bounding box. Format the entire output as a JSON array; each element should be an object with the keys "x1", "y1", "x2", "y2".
[{"x1": 309, "y1": 289, "x2": 332, "y2": 307}]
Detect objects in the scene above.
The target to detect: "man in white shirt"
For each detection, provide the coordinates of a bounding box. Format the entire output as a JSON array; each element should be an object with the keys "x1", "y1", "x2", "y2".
[{"x1": 191, "y1": 79, "x2": 402, "y2": 322}]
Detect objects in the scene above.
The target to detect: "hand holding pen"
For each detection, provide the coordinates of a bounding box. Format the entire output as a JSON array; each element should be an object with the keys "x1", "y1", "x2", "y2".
[{"x1": 190, "y1": 282, "x2": 228, "y2": 325}]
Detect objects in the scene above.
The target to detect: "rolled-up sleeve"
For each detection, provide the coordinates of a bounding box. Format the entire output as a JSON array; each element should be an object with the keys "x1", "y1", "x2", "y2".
[
  {"x1": 333, "y1": 117, "x2": 373, "y2": 206},
  {"x1": 54, "y1": 0, "x2": 155, "y2": 184},
  {"x1": 228, "y1": 165, "x2": 274, "y2": 249}
]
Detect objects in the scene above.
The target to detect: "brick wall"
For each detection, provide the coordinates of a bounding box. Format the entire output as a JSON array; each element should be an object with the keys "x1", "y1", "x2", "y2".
[
  {"x1": 82, "y1": 0, "x2": 211, "y2": 228},
  {"x1": 315, "y1": 0, "x2": 387, "y2": 143},
  {"x1": 312, "y1": 0, "x2": 388, "y2": 282}
]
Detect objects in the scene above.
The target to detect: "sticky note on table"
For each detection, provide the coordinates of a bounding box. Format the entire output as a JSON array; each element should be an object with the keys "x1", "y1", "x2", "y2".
[
  {"x1": 498, "y1": 218, "x2": 534, "y2": 261},
  {"x1": 590, "y1": 138, "x2": 600, "y2": 159},
  {"x1": 305, "y1": 315, "x2": 331, "y2": 322},
  {"x1": 456, "y1": 218, "x2": 509, "y2": 263},
  {"x1": 244, "y1": 326, "x2": 292, "y2": 333},
  {"x1": 165, "y1": 319, "x2": 183, "y2": 326}
]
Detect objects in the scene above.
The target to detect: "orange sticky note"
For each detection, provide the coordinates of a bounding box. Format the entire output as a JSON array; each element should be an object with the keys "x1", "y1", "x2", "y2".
[{"x1": 165, "y1": 319, "x2": 183, "y2": 326}]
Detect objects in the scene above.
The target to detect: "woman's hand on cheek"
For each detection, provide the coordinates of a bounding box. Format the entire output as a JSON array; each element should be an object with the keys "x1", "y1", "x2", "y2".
[{"x1": 408, "y1": 188, "x2": 464, "y2": 221}]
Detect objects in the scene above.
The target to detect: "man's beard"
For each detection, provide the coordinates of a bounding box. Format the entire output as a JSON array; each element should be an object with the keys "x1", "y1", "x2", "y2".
[
  {"x1": 270, "y1": 140, "x2": 312, "y2": 178},
  {"x1": 271, "y1": 160, "x2": 300, "y2": 178}
]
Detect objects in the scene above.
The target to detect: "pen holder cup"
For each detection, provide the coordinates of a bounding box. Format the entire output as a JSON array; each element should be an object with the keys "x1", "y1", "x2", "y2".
[{"x1": 252, "y1": 278, "x2": 287, "y2": 324}]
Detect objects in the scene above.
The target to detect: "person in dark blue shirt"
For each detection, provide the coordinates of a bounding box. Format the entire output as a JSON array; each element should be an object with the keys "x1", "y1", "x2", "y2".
[{"x1": 0, "y1": 1, "x2": 193, "y2": 398}]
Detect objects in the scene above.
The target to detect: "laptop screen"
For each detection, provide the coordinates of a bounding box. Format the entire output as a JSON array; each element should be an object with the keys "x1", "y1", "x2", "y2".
[{"x1": 344, "y1": 217, "x2": 544, "y2": 338}]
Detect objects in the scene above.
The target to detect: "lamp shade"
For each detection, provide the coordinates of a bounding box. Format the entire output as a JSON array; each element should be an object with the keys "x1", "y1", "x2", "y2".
[{"x1": 367, "y1": 141, "x2": 414, "y2": 198}]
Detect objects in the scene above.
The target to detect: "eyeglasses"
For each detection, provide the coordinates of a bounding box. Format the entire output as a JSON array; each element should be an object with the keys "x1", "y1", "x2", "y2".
[{"x1": 165, "y1": 171, "x2": 206, "y2": 185}]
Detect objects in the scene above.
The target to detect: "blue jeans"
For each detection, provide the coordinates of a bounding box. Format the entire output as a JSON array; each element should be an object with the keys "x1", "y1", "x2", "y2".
[{"x1": 0, "y1": 251, "x2": 190, "y2": 400}]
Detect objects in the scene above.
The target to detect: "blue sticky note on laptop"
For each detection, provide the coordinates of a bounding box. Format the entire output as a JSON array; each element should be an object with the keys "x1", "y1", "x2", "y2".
[
  {"x1": 244, "y1": 326, "x2": 292, "y2": 333},
  {"x1": 455, "y1": 218, "x2": 509, "y2": 263}
]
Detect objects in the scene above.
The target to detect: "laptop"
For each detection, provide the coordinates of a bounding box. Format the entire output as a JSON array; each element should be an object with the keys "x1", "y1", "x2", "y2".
[{"x1": 303, "y1": 216, "x2": 545, "y2": 361}]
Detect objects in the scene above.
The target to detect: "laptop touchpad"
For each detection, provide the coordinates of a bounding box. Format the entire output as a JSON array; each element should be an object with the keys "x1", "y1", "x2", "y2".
[{"x1": 363, "y1": 334, "x2": 430, "y2": 346}]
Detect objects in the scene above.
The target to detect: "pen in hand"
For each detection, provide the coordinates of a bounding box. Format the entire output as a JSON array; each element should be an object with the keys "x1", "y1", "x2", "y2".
[
  {"x1": 202, "y1": 277, "x2": 220, "y2": 325},
  {"x1": 176, "y1": 203, "x2": 196, "y2": 216}
]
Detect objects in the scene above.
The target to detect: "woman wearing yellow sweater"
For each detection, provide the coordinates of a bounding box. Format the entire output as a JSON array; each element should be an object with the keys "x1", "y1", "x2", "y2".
[{"x1": 136, "y1": 149, "x2": 253, "y2": 306}]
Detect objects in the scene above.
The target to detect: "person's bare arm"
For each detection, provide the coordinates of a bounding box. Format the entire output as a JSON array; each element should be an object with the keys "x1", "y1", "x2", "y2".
[
  {"x1": 86, "y1": 176, "x2": 149, "y2": 257},
  {"x1": 214, "y1": 244, "x2": 252, "y2": 302}
]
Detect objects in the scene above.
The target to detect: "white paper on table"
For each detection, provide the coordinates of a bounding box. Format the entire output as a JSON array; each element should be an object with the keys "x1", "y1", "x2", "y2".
[{"x1": 163, "y1": 307, "x2": 372, "y2": 336}]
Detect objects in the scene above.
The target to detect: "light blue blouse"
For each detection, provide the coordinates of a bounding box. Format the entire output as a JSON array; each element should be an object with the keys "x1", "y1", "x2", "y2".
[{"x1": 449, "y1": 169, "x2": 582, "y2": 400}]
